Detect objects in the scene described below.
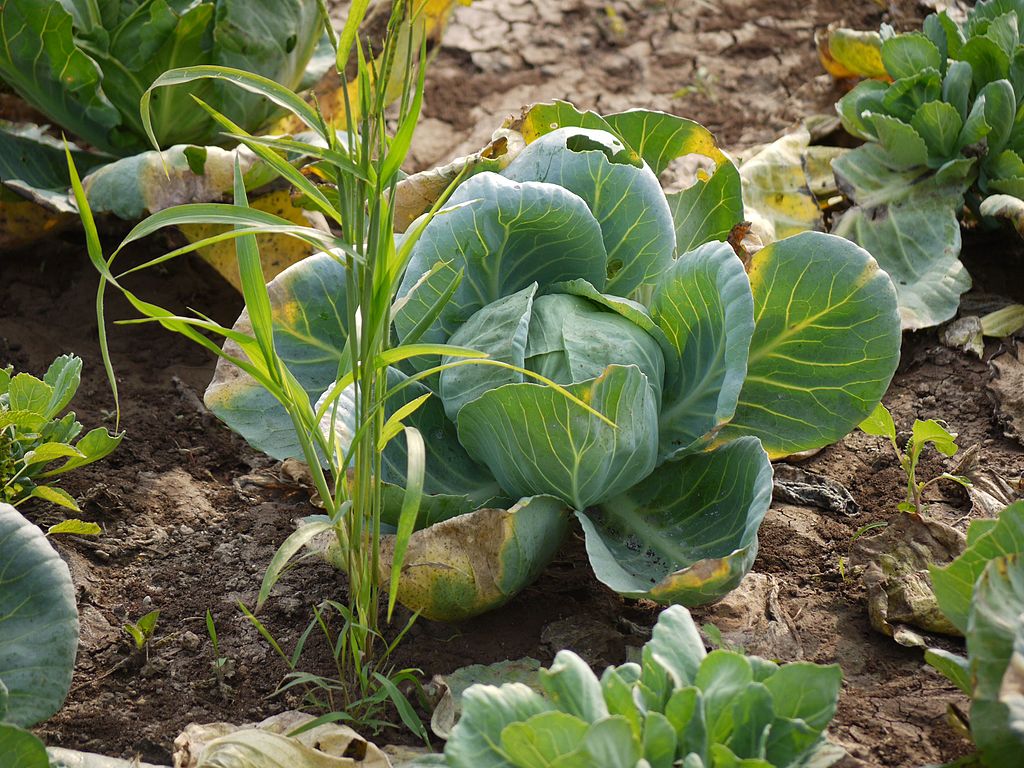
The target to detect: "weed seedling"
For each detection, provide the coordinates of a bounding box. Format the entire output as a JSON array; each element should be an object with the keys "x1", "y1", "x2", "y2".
[
  {"x1": 123, "y1": 609, "x2": 160, "y2": 654},
  {"x1": 858, "y1": 403, "x2": 970, "y2": 515},
  {"x1": 205, "y1": 609, "x2": 234, "y2": 700}
]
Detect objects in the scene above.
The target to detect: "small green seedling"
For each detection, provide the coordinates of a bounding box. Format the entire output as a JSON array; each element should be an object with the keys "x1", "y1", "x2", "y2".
[
  {"x1": 206, "y1": 609, "x2": 234, "y2": 699},
  {"x1": 858, "y1": 403, "x2": 970, "y2": 515},
  {"x1": 701, "y1": 622, "x2": 744, "y2": 653},
  {"x1": 123, "y1": 609, "x2": 160, "y2": 652}
]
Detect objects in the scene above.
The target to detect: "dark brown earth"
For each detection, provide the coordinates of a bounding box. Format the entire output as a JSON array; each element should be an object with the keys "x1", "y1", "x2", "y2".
[{"x1": 3, "y1": 1, "x2": 1018, "y2": 767}]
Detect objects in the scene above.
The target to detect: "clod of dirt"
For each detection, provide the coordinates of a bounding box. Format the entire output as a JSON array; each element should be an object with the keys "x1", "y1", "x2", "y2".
[
  {"x1": 850, "y1": 513, "x2": 965, "y2": 644},
  {"x1": 988, "y1": 341, "x2": 1024, "y2": 443},
  {"x1": 773, "y1": 464, "x2": 860, "y2": 516},
  {"x1": 540, "y1": 615, "x2": 626, "y2": 668},
  {"x1": 696, "y1": 572, "x2": 804, "y2": 660}
]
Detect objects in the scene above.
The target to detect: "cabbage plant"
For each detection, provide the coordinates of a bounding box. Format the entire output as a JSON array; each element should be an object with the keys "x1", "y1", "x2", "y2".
[
  {"x1": 436, "y1": 605, "x2": 844, "y2": 768},
  {"x1": 828, "y1": 0, "x2": 1024, "y2": 328},
  {"x1": 206, "y1": 104, "x2": 902, "y2": 621},
  {"x1": 927, "y1": 501, "x2": 1024, "y2": 766},
  {"x1": 0, "y1": 0, "x2": 325, "y2": 156}
]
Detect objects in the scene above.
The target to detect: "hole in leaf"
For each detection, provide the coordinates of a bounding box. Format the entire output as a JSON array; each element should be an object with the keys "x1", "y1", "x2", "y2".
[
  {"x1": 565, "y1": 134, "x2": 642, "y2": 168},
  {"x1": 660, "y1": 153, "x2": 719, "y2": 194}
]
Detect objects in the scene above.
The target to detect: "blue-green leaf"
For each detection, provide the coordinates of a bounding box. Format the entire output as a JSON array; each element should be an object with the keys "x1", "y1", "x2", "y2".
[
  {"x1": 882, "y1": 33, "x2": 943, "y2": 80},
  {"x1": 501, "y1": 128, "x2": 675, "y2": 295},
  {"x1": 581, "y1": 437, "x2": 772, "y2": 605},
  {"x1": 650, "y1": 241, "x2": 753, "y2": 459},
  {"x1": 446, "y1": 684, "x2": 554, "y2": 768},
  {"x1": 440, "y1": 284, "x2": 537, "y2": 421},
  {"x1": 0, "y1": 505, "x2": 78, "y2": 728},
  {"x1": 456, "y1": 365, "x2": 658, "y2": 510},
  {"x1": 538, "y1": 651, "x2": 608, "y2": 723},
  {"x1": 717, "y1": 232, "x2": 902, "y2": 456},
  {"x1": 395, "y1": 172, "x2": 607, "y2": 347}
]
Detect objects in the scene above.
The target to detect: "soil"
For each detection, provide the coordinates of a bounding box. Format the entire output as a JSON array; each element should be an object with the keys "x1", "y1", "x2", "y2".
[{"x1": 2, "y1": 1, "x2": 1019, "y2": 767}]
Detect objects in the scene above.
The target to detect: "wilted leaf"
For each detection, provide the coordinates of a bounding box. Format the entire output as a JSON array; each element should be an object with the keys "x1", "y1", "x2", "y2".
[
  {"x1": 739, "y1": 128, "x2": 824, "y2": 244},
  {"x1": 315, "y1": 497, "x2": 569, "y2": 622},
  {"x1": 393, "y1": 130, "x2": 525, "y2": 232},
  {"x1": 180, "y1": 189, "x2": 329, "y2": 292},
  {"x1": 989, "y1": 342, "x2": 1024, "y2": 443},
  {"x1": 174, "y1": 711, "x2": 392, "y2": 768},
  {"x1": 429, "y1": 658, "x2": 543, "y2": 739},
  {"x1": 816, "y1": 25, "x2": 887, "y2": 80},
  {"x1": 852, "y1": 512, "x2": 965, "y2": 640}
]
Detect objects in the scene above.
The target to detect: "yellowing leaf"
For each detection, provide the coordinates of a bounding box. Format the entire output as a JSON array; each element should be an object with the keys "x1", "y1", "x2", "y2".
[
  {"x1": 178, "y1": 189, "x2": 327, "y2": 292},
  {"x1": 816, "y1": 25, "x2": 888, "y2": 80},
  {"x1": 47, "y1": 519, "x2": 102, "y2": 537}
]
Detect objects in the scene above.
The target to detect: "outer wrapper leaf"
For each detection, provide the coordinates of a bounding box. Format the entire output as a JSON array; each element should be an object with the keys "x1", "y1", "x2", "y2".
[
  {"x1": 206, "y1": 251, "x2": 350, "y2": 460},
  {"x1": 580, "y1": 437, "x2": 772, "y2": 606},
  {"x1": 456, "y1": 365, "x2": 659, "y2": 510},
  {"x1": 717, "y1": 231, "x2": 901, "y2": 458},
  {"x1": 739, "y1": 128, "x2": 826, "y2": 243},
  {"x1": 602, "y1": 110, "x2": 744, "y2": 255},
  {"x1": 833, "y1": 209, "x2": 970, "y2": 331},
  {"x1": 318, "y1": 496, "x2": 570, "y2": 623},
  {"x1": 0, "y1": 504, "x2": 78, "y2": 727}
]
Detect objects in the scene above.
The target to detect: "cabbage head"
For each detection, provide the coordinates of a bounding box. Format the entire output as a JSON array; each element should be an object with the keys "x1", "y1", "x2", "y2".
[
  {"x1": 205, "y1": 105, "x2": 903, "y2": 621},
  {"x1": 0, "y1": 0, "x2": 324, "y2": 155}
]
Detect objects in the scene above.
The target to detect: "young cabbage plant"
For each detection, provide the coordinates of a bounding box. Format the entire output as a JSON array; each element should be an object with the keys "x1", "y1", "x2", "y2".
[
  {"x1": 0, "y1": 0, "x2": 326, "y2": 156},
  {"x1": 858, "y1": 403, "x2": 970, "y2": 515},
  {"x1": 825, "y1": 0, "x2": 1024, "y2": 329},
  {"x1": 927, "y1": 501, "x2": 1024, "y2": 767},
  {"x1": 432, "y1": 605, "x2": 845, "y2": 768},
  {"x1": 205, "y1": 102, "x2": 903, "y2": 621},
  {"x1": 1, "y1": 354, "x2": 122, "y2": 511}
]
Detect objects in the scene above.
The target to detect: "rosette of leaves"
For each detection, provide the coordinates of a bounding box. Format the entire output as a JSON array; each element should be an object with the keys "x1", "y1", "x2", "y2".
[
  {"x1": 1, "y1": 355, "x2": 122, "y2": 512},
  {"x1": 830, "y1": 1, "x2": 1024, "y2": 329},
  {"x1": 926, "y1": 501, "x2": 1024, "y2": 766},
  {"x1": 0, "y1": 0, "x2": 326, "y2": 157},
  {"x1": 435, "y1": 605, "x2": 844, "y2": 768},
  {"x1": 206, "y1": 104, "x2": 902, "y2": 621}
]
